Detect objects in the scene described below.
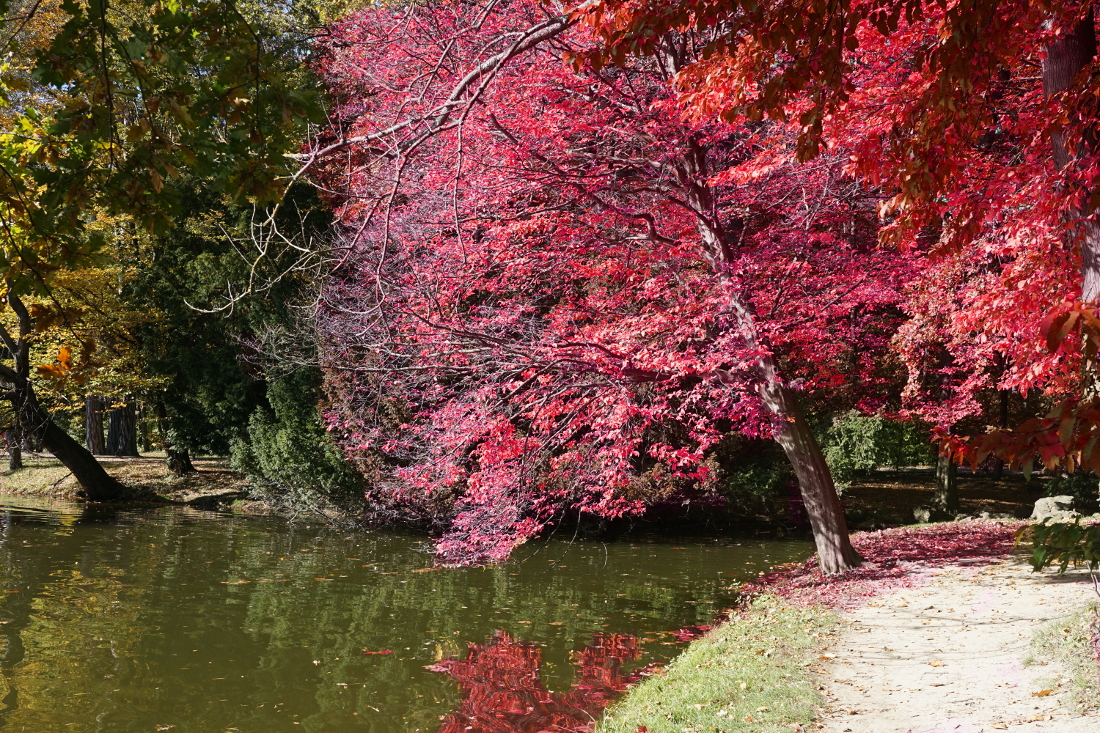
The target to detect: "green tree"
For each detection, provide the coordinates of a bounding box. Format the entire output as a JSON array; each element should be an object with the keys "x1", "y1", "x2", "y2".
[{"x1": 0, "y1": 0, "x2": 315, "y2": 498}]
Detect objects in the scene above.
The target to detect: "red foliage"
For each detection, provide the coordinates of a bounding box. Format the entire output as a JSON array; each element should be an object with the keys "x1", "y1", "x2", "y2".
[
  {"x1": 310, "y1": 0, "x2": 915, "y2": 563},
  {"x1": 581, "y1": 0, "x2": 1100, "y2": 451},
  {"x1": 428, "y1": 631, "x2": 646, "y2": 733},
  {"x1": 746, "y1": 522, "x2": 1025, "y2": 609}
]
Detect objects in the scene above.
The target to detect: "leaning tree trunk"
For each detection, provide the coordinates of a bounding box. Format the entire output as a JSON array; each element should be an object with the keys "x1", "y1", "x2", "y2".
[
  {"x1": 675, "y1": 129, "x2": 863, "y2": 572},
  {"x1": 1044, "y1": 12, "x2": 1100, "y2": 304},
  {"x1": 10, "y1": 382, "x2": 126, "y2": 501},
  {"x1": 758, "y1": 376, "x2": 864, "y2": 572},
  {"x1": 722, "y1": 279, "x2": 863, "y2": 572}
]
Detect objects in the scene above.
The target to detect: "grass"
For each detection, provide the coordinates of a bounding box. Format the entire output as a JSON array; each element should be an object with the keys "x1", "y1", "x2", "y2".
[
  {"x1": 1027, "y1": 600, "x2": 1100, "y2": 713},
  {"x1": 595, "y1": 596, "x2": 838, "y2": 733}
]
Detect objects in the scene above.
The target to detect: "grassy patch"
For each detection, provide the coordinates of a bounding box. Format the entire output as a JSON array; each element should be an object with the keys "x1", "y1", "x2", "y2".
[
  {"x1": 595, "y1": 596, "x2": 838, "y2": 733},
  {"x1": 0, "y1": 454, "x2": 250, "y2": 501},
  {"x1": 1028, "y1": 602, "x2": 1100, "y2": 713}
]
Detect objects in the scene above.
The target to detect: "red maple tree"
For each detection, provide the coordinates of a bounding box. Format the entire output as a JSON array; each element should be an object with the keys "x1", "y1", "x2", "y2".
[{"x1": 308, "y1": 0, "x2": 918, "y2": 569}]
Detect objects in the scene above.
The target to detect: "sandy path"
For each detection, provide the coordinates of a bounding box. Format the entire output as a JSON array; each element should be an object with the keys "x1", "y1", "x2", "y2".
[{"x1": 817, "y1": 558, "x2": 1099, "y2": 733}]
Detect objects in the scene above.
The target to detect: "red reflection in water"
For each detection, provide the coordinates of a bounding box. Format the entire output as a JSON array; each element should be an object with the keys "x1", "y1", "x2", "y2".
[{"x1": 428, "y1": 631, "x2": 649, "y2": 733}]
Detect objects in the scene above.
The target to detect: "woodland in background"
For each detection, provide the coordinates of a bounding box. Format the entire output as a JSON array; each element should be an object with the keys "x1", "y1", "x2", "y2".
[{"x1": 3, "y1": 0, "x2": 1100, "y2": 571}]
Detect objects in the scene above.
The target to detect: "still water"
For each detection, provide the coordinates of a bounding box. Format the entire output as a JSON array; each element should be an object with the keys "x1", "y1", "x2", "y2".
[{"x1": 0, "y1": 495, "x2": 811, "y2": 733}]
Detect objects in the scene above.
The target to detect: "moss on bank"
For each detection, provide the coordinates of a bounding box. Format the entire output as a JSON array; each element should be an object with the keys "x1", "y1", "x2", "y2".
[{"x1": 596, "y1": 596, "x2": 838, "y2": 733}]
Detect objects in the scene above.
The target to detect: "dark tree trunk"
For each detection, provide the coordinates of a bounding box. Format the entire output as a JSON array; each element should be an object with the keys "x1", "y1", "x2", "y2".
[
  {"x1": 8, "y1": 381, "x2": 127, "y2": 501},
  {"x1": 1043, "y1": 12, "x2": 1100, "y2": 303},
  {"x1": 85, "y1": 395, "x2": 105, "y2": 455},
  {"x1": 991, "y1": 389, "x2": 1008, "y2": 479},
  {"x1": 166, "y1": 449, "x2": 195, "y2": 476},
  {"x1": 106, "y1": 401, "x2": 138, "y2": 457},
  {"x1": 6, "y1": 425, "x2": 21, "y2": 471},
  {"x1": 933, "y1": 453, "x2": 959, "y2": 516},
  {"x1": 153, "y1": 401, "x2": 196, "y2": 476}
]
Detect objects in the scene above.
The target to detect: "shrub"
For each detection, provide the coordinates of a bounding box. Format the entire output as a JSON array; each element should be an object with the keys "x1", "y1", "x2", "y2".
[
  {"x1": 231, "y1": 369, "x2": 363, "y2": 512},
  {"x1": 820, "y1": 410, "x2": 934, "y2": 491}
]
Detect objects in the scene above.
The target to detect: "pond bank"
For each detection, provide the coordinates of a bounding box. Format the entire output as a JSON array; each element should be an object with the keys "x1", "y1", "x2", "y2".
[
  {"x1": 597, "y1": 521, "x2": 1100, "y2": 732},
  {"x1": 0, "y1": 454, "x2": 301, "y2": 516}
]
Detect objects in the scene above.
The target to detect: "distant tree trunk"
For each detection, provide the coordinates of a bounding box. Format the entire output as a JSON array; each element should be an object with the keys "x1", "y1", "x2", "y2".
[
  {"x1": 153, "y1": 401, "x2": 196, "y2": 476},
  {"x1": 6, "y1": 424, "x2": 21, "y2": 471},
  {"x1": 992, "y1": 389, "x2": 1008, "y2": 480},
  {"x1": 106, "y1": 401, "x2": 138, "y2": 457},
  {"x1": 933, "y1": 453, "x2": 959, "y2": 516},
  {"x1": 85, "y1": 395, "x2": 105, "y2": 455}
]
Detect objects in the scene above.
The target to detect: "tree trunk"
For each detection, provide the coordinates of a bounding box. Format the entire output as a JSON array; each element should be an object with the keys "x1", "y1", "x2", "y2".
[
  {"x1": 85, "y1": 395, "x2": 104, "y2": 455},
  {"x1": 106, "y1": 401, "x2": 138, "y2": 457},
  {"x1": 6, "y1": 425, "x2": 21, "y2": 471},
  {"x1": 1043, "y1": 12, "x2": 1100, "y2": 303},
  {"x1": 992, "y1": 389, "x2": 1008, "y2": 479},
  {"x1": 677, "y1": 126, "x2": 862, "y2": 573},
  {"x1": 0, "y1": 289, "x2": 125, "y2": 501},
  {"x1": 10, "y1": 382, "x2": 126, "y2": 501},
  {"x1": 933, "y1": 453, "x2": 959, "y2": 516},
  {"x1": 759, "y1": 377, "x2": 864, "y2": 573},
  {"x1": 153, "y1": 401, "x2": 196, "y2": 476}
]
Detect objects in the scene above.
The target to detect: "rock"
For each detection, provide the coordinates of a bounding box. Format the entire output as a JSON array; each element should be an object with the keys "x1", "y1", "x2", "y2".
[
  {"x1": 977, "y1": 511, "x2": 1016, "y2": 521},
  {"x1": 912, "y1": 504, "x2": 954, "y2": 524},
  {"x1": 1030, "y1": 495, "x2": 1081, "y2": 523}
]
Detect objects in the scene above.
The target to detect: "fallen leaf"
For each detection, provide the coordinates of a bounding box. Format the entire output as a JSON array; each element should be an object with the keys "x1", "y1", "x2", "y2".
[
  {"x1": 362, "y1": 649, "x2": 394, "y2": 655},
  {"x1": 928, "y1": 660, "x2": 943, "y2": 667},
  {"x1": 1032, "y1": 689, "x2": 1054, "y2": 697}
]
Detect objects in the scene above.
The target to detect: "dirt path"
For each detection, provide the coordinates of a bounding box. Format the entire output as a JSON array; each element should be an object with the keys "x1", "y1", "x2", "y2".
[{"x1": 817, "y1": 558, "x2": 1099, "y2": 733}]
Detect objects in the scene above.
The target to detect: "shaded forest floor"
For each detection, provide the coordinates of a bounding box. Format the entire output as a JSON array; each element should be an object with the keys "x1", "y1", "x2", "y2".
[
  {"x1": 0, "y1": 453, "x2": 269, "y2": 511},
  {"x1": 841, "y1": 469, "x2": 1047, "y2": 528}
]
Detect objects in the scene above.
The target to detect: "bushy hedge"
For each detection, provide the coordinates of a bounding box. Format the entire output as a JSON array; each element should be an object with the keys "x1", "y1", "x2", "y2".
[{"x1": 231, "y1": 369, "x2": 363, "y2": 512}]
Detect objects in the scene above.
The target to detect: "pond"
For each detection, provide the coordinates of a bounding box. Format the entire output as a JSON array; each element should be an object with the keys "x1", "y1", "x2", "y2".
[{"x1": 0, "y1": 495, "x2": 811, "y2": 733}]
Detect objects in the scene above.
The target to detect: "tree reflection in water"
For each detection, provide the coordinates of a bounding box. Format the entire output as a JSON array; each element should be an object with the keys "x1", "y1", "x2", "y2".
[{"x1": 429, "y1": 631, "x2": 651, "y2": 733}]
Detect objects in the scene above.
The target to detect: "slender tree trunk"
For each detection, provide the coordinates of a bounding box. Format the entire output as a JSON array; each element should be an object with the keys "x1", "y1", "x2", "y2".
[
  {"x1": 675, "y1": 123, "x2": 862, "y2": 573},
  {"x1": 1044, "y1": 12, "x2": 1100, "y2": 303},
  {"x1": 6, "y1": 425, "x2": 21, "y2": 471},
  {"x1": 85, "y1": 395, "x2": 104, "y2": 455},
  {"x1": 933, "y1": 453, "x2": 959, "y2": 516},
  {"x1": 992, "y1": 389, "x2": 1008, "y2": 479}
]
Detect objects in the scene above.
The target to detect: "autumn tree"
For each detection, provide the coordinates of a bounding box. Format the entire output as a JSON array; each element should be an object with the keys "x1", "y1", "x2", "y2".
[
  {"x1": 0, "y1": 0, "x2": 314, "y2": 498},
  {"x1": 309, "y1": 0, "x2": 915, "y2": 569}
]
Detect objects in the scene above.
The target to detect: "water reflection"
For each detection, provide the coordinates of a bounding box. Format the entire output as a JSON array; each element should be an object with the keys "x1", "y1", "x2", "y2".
[
  {"x1": 0, "y1": 495, "x2": 811, "y2": 733},
  {"x1": 431, "y1": 632, "x2": 646, "y2": 733}
]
